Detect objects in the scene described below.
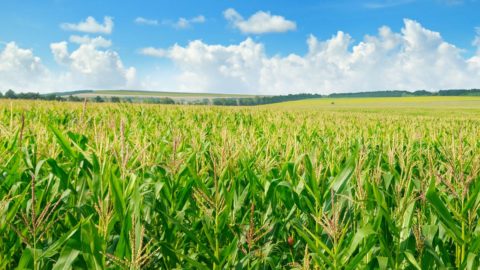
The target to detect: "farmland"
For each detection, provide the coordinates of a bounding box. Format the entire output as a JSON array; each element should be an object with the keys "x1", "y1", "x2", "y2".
[
  {"x1": 61, "y1": 90, "x2": 258, "y2": 101},
  {"x1": 1, "y1": 97, "x2": 480, "y2": 269}
]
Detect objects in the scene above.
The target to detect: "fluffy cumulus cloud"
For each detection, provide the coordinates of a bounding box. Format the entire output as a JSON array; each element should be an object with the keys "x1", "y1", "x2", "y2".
[
  {"x1": 50, "y1": 41, "x2": 136, "y2": 89},
  {"x1": 143, "y1": 39, "x2": 264, "y2": 91},
  {"x1": 69, "y1": 35, "x2": 112, "y2": 48},
  {"x1": 3, "y1": 18, "x2": 480, "y2": 94},
  {"x1": 61, "y1": 16, "x2": 114, "y2": 34},
  {"x1": 0, "y1": 38, "x2": 135, "y2": 92},
  {"x1": 224, "y1": 8, "x2": 296, "y2": 34},
  {"x1": 1, "y1": 13, "x2": 133, "y2": 92},
  {"x1": 142, "y1": 19, "x2": 480, "y2": 94},
  {"x1": 0, "y1": 42, "x2": 51, "y2": 91}
]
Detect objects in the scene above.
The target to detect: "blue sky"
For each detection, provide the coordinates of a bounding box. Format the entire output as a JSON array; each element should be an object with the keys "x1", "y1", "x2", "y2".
[{"x1": 1, "y1": 0, "x2": 480, "y2": 93}]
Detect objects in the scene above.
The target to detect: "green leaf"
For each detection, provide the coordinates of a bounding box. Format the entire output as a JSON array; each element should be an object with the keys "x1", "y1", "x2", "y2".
[
  {"x1": 48, "y1": 125, "x2": 77, "y2": 159},
  {"x1": 293, "y1": 225, "x2": 334, "y2": 268},
  {"x1": 328, "y1": 162, "x2": 354, "y2": 195},
  {"x1": 377, "y1": 256, "x2": 388, "y2": 270},
  {"x1": 400, "y1": 201, "x2": 415, "y2": 243},
  {"x1": 52, "y1": 246, "x2": 80, "y2": 270},
  {"x1": 342, "y1": 225, "x2": 375, "y2": 262},
  {"x1": 426, "y1": 181, "x2": 463, "y2": 244},
  {"x1": 42, "y1": 221, "x2": 82, "y2": 258},
  {"x1": 16, "y1": 247, "x2": 41, "y2": 270},
  {"x1": 404, "y1": 251, "x2": 422, "y2": 270},
  {"x1": 345, "y1": 237, "x2": 376, "y2": 270}
]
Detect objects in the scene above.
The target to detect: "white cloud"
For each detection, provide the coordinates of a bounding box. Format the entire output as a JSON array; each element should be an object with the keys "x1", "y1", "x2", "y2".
[
  {"x1": 50, "y1": 41, "x2": 136, "y2": 89},
  {"x1": 0, "y1": 40, "x2": 136, "y2": 92},
  {"x1": 0, "y1": 42, "x2": 51, "y2": 91},
  {"x1": 143, "y1": 39, "x2": 264, "y2": 92},
  {"x1": 61, "y1": 16, "x2": 114, "y2": 34},
  {"x1": 135, "y1": 17, "x2": 159, "y2": 26},
  {"x1": 173, "y1": 15, "x2": 206, "y2": 29},
  {"x1": 50, "y1": 41, "x2": 70, "y2": 65},
  {"x1": 191, "y1": 15, "x2": 206, "y2": 23},
  {"x1": 224, "y1": 8, "x2": 296, "y2": 34},
  {"x1": 69, "y1": 35, "x2": 112, "y2": 48},
  {"x1": 139, "y1": 47, "x2": 168, "y2": 57},
  {"x1": 174, "y1": 18, "x2": 190, "y2": 29},
  {"x1": 3, "y1": 19, "x2": 480, "y2": 94},
  {"x1": 142, "y1": 19, "x2": 480, "y2": 94}
]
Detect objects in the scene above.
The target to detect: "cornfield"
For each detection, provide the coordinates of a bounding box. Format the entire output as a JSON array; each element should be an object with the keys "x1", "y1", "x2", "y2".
[{"x1": 1, "y1": 99, "x2": 480, "y2": 269}]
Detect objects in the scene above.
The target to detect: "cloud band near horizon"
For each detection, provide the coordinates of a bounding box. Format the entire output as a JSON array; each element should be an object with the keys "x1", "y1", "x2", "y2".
[{"x1": 1, "y1": 17, "x2": 480, "y2": 94}]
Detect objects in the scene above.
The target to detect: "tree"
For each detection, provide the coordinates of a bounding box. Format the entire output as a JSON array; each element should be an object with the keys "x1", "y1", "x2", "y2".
[
  {"x1": 111, "y1": 96, "x2": 121, "y2": 103},
  {"x1": 5, "y1": 89, "x2": 16, "y2": 99},
  {"x1": 44, "y1": 93, "x2": 57, "y2": 100},
  {"x1": 94, "y1": 96, "x2": 104, "y2": 103},
  {"x1": 161, "y1": 97, "x2": 175, "y2": 104},
  {"x1": 0, "y1": 91, "x2": 3, "y2": 98},
  {"x1": 17, "y1": 92, "x2": 40, "y2": 99},
  {"x1": 68, "y1": 95, "x2": 82, "y2": 102}
]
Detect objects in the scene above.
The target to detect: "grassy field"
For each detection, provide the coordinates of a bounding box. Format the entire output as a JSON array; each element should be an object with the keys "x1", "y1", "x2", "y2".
[
  {"x1": 1, "y1": 97, "x2": 480, "y2": 269},
  {"x1": 268, "y1": 96, "x2": 480, "y2": 108}
]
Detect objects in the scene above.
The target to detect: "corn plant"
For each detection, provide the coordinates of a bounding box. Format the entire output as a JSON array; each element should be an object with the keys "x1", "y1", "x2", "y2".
[{"x1": 0, "y1": 99, "x2": 479, "y2": 269}]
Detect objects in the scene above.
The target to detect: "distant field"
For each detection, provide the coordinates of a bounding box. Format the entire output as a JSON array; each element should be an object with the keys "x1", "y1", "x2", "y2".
[
  {"x1": 266, "y1": 96, "x2": 480, "y2": 109},
  {"x1": 71, "y1": 90, "x2": 258, "y2": 100},
  {"x1": 64, "y1": 90, "x2": 480, "y2": 107}
]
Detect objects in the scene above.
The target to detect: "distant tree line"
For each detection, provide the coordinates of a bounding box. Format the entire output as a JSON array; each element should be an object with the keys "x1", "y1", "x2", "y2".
[
  {"x1": 437, "y1": 89, "x2": 480, "y2": 96},
  {"x1": 0, "y1": 89, "x2": 64, "y2": 101},
  {"x1": 0, "y1": 89, "x2": 176, "y2": 104},
  {"x1": 328, "y1": 89, "x2": 480, "y2": 98},
  {"x1": 196, "y1": 89, "x2": 480, "y2": 106},
  {"x1": 208, "y1": 93, "x2": 323, "y2": 106},
  {"x1": 1, "y1": 88, "x2": 480, "y2": 106}
]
